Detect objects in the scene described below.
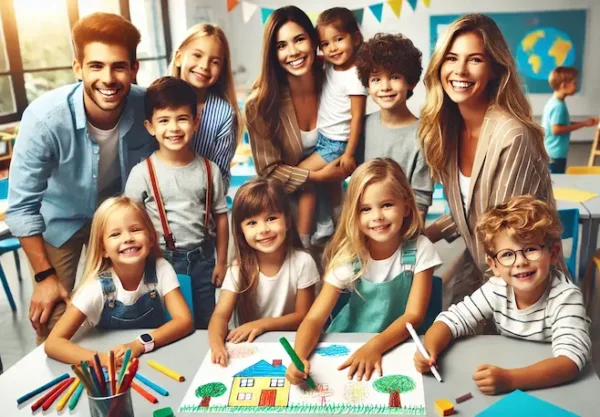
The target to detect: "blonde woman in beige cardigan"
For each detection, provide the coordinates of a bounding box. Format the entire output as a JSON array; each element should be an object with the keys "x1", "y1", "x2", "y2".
[
  {"x1": 418, "y1": 14, "x2": 565, "y2": 305},
  {"x1": 246, "y1": 7, "x2": 349, "y2": 245}
]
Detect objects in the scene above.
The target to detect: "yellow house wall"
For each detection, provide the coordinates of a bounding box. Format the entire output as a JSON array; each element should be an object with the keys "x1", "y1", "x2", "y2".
[{"x1": 228, "y1": 377, "x2": 291, "y2": 407}]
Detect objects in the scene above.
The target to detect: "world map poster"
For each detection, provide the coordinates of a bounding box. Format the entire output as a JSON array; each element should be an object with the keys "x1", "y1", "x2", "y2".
[{"x1": 430, "y1": 10, "x2": 587, "y2": 94}]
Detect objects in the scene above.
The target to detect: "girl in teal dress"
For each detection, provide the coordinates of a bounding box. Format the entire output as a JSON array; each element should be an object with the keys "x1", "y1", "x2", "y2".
[{"x1": 286, "y1": 158, "x2": 442, "y2": 384}]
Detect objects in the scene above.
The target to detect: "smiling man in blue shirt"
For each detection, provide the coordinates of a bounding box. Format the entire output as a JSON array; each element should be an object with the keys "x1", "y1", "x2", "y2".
[{"x1": 6, "y1": 13, "x2": 155, "y2": 343}]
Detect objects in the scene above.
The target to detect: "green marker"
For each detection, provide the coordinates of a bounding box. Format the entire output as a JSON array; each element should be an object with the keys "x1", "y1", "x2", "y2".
[{"x1": 279, "y1": 337, "x2": 316, "y2": 389}]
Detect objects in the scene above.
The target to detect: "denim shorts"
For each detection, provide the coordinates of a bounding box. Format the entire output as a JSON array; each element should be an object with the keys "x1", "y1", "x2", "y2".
[{"x1": 315, "y1": 132, "x2": 347, "y2": 163}]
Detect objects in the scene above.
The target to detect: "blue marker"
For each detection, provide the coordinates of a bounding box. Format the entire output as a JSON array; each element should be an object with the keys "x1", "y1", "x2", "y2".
[
  {"x1": 17, "y1": 373, "x2": 70, "y2": 404},
  {"x1": 134, "y1": 373, "x2": 169, "y2": 396}
]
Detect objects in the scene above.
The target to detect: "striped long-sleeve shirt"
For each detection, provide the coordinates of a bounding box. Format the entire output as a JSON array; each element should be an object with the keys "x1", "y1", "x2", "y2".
[
  {"x1": 192, "y1": 93, "x2": 237, "y2": 192},
  {"x1": 436, "y1": 269, "x2": 591, "y2": 371}
]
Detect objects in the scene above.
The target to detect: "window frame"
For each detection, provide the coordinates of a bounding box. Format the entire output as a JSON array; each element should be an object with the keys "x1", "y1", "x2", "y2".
[{"x1": 0, "y1": 0, "x2": 171, "y2": 124}]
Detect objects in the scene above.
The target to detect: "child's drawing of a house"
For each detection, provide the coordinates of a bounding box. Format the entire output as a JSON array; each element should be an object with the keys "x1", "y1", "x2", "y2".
[{"x1": 228, "y1": 359, "x2": 290, "y2": 407}]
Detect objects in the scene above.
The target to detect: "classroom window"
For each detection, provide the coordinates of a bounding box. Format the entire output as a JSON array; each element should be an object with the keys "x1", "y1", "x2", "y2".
[
  {"x1": 239, "y1": 378, "x2": 255, "y2": 388},
  {"x1": 77, "y1": 0, "x2": 120, "y2": 16},
  {"x1": 237, "y1": 393, "x2": 253, "y2": 401},
  {"x1": 269, "y1": 378, "x2": 285, "y2": 388},
  {"x1": 0, "y1": 15, "x2": 15, "y2": 116}
]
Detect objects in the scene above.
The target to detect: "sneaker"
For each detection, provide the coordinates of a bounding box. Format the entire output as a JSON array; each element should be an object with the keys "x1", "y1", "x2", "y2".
[{"x1": 311, "y1": 219, "x2": 334, "y2": 247}]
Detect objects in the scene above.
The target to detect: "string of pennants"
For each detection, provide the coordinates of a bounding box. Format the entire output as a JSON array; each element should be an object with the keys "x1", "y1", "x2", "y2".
[{"x1": 226, "y1": 0, "x2": 431, "y2": 24}]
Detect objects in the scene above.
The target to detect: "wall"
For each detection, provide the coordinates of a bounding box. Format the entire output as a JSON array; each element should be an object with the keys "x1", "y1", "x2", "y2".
[{"x1": 171, "y1": 0, "x2": 600, "y2": 140}]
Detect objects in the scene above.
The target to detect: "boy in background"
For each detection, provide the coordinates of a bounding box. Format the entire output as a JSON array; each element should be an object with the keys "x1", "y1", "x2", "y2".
[
  {"x1": 355, "y1": 33, "x2": 432, "y2": 219},
  {"x1": 542, "y1": 66, "x2": 598, "y2": 173},
  {"x1": 125, "y1": 77, "x2": 229, "y2": 329}
]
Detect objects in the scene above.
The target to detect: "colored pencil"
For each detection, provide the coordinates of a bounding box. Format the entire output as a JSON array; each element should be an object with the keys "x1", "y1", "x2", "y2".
[
  {"x1": 71, "y1": 364, "x2": 95, "y2": 395},
  {"x1": 135, "y1": 373, "x2": 169, "y2": 396},
  {"x1": 31, "y1": 378, "x2": 72, "y2": 412},
  {"x1": 93, "y1": 352, "x2": 107, "y2": 396},
  {"x1": 42, "y1": 377, "x2": 75, "y2": 410},
  {"x1": 119, "y1": 359, "x2": 139, "y2": 394},
  {"x1": 131, "y1": 381, "x2": 158, "y2": 403},
  {"x1": 56, "y1": 378, "x2": 81, "y2": 411},
  {"x1": 116, "y1": 349, "x2": 132, "y2": 391},
  {"x1": 81, "y1": 361, "x2": 99, "y2": 396},
  {"x1": 147, "y1": 359, "x2": 185, "y2": 382},
  {"x1": 68, "y1": 382, "x2": 85, "y2": 410},
  {"x1": 279, "y1": 337, "x2": 316, "y2": 389},
  {"x1": 16, "y1": 372, "x2": 69, "y2": 404},
  {"x1": 88, "y1": 364, "x2": 103, "y2": 397},
  {"x1": 109, "y1": 350, "x2": 116, "y2": 395}
]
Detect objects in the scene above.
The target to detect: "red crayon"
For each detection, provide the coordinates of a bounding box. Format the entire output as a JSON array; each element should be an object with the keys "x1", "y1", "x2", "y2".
[
  {"x1": 31, "y1": 378, "x2": 72, "y2": 412},
  {"x1": 109, "y1": 351, "x2": 116, "y2": 396},
  {"x1": 119, "y1": 359, "x2": 139, "y2": 394},
  {"x1": 42, "y1": 377, "x2": 75, "y2": 410},
  {"x1": 131, "y1": 381, "x2": 158, "y2": 403}
]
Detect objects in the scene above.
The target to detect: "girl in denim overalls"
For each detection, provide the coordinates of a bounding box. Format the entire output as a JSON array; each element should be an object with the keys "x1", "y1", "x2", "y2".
[
  {"x1": 286, "y1": 158, "x2": 443, "y2": 386},
  {"x1": 45, "y1": 197, "x2": 194, "y2": 366}
]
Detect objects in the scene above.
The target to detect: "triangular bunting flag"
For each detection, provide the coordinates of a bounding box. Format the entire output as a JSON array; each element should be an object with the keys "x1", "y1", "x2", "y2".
[
  {"x1": 261, "y1": 7, "x2": 275, "y2": 24},
  {"x1": 423, "y1": 0, "x2": 431, "y2": 6},
  {"x1": 227, "y1": 0, "x2": 239, "y2": 12},
  {"x1": 307, "y1": 11, "x2": 319, "y2": 26},
  {"x1": 369, "y1": 3, "x2": 384, "y2": 22},
  {"x1": 241, "y1": 1, "x2": 257, "y2": 23},
  {"x1": 407, "y1": 0, "x2": 418, "y2": 11},
  {"x1": 387, "y1": 0, "x2": 402, "y2": 18},
  {"x1": 351, "y1": 8, "x2": 364, "y2": 26}
]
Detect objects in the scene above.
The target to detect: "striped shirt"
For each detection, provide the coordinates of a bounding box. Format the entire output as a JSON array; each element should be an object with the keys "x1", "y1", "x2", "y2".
[
  {"x1": 192, "y1": 93, "x2": 237, "y2": 192},
  {"x1": 436, "y1": 269, "x2": 591, "y2": 371}
]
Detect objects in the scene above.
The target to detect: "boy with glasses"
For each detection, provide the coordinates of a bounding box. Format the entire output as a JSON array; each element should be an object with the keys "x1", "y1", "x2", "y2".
[{"x1": 414, "y1": 195, "x2": 590, "y2": 395}]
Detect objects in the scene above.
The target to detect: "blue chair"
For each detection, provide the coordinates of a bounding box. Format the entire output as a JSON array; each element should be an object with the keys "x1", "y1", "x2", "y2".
[
  {"x1": 165, "y1": 274, "x2": 195, "y2": 324},
  {"x1": 0, "y1": 178, "x2": 21, "y2": 312},
  {"x1": 558, "y1": 209, "x2": 579, "y2": 281},
  {"x1": 426, "y1": 183, "x2": 450, "y2": 222}
]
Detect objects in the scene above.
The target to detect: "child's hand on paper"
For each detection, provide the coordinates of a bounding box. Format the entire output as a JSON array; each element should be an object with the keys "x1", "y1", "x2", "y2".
[
  {"x1": 285, "y1": 359, "x2": 311, "y2": 385},
  {"x1": 210, "y1": 342, "x2": 228, "y2": 367},
  {"x1": 226, "y1": 321, "x2": 265, "y2": 343},
  {"x1": 472, "y1": 364, "x2": 513, "y2": 395},
  {"x1": 337, "y1": 341, "x2": 382, "y2": 381},
  {"x1": 112, "y1": 341, "x2": 144, "y2": 366},
  {"x1": 413, "y1": 349, "x2": 438, "y2": 374}
]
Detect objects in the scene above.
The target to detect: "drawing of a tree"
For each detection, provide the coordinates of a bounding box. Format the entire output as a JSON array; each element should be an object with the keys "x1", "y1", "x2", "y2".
[
  {"x1": 195, "y1": 382, "x2": 227, "y2": 407},
  {"x1": 344, "y1": 381, "x2": 369, "y2": 405},
  {"x1": 372, "y1": 375, "x2": 416, "y2": 408}
]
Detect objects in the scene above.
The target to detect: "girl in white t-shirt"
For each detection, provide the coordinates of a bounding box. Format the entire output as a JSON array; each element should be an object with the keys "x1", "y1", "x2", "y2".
[
  {"x1": 45, "y1": 197, "x2": 194, "y2": 366},
  {"x1": 296, "y1": 7, "x2": 368, "y2": 246},
  {"x1": 209, "y1": 179, "x2": 319, "y2": 366},
  {"x1": 287, "y1": 158, "x2": 442, "y2": 385}
]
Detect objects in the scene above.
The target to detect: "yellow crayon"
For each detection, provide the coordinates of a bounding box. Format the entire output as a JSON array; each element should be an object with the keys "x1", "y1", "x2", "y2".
[
  {"x1": 56, "y1": 378, "x2": 81, "y2": 411},
  {"x1": 147, "y1": 359, "x2": 185, "y2": 382}
]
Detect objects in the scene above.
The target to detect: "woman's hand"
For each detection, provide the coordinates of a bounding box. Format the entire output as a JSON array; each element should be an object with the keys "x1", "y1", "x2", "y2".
[
  {"x1": 313, "y1": 158, "x2": 350, "y2": 183},
  {"x1": 337, "y1": 341, "x2": 383, "y2": 381}
]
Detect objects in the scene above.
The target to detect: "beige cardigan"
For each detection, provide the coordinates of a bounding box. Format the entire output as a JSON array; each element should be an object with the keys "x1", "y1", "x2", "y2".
[
  {"x1": 427, "y1": 106, "x2": 564, "y2": 279},
  {"x1": 247, "y1": 89, "x2": 310, "y2": 193}
]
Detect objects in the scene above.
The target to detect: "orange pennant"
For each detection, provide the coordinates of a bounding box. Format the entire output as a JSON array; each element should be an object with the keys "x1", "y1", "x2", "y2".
[{"x1": 227, "y1": 0, "x2": 239, "y2": 12}]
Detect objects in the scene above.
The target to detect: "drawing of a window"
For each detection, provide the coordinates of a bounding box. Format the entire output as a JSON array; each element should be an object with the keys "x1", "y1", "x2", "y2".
[
  {"x1": 237, "y1": 393, "x2": 253, "y2": 401},
  {"x1": 239, "y1": 378, "x2": 255, "y2": 387},
  {"x1": 269, "y1": 378, "x2": 285, "y2": 387}
]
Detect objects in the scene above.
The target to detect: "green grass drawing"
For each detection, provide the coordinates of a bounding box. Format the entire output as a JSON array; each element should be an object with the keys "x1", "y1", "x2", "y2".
[{"x1": 179, "y1": 402, "x2": 425, "y2": 415}]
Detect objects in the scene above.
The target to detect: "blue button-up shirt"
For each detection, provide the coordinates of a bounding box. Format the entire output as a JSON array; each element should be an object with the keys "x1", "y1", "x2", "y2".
[{"x1": 6, "y1": 82, "x2": 156, "y2": 247}]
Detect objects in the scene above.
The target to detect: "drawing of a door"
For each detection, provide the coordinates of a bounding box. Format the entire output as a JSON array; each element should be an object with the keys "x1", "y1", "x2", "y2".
[{"x1": 259, "y1": 390, "x2": 276, "y2": 406}]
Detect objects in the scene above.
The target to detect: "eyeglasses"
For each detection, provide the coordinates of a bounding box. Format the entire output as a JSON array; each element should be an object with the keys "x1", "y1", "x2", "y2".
[{"x1": 492, "y1": 244, "x2": 546, "y2": 267}]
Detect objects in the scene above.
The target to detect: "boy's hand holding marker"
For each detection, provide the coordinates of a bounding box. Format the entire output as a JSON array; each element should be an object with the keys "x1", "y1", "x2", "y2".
[{"x1": 285, "y1": 358, "x2": 311, "y2": 386}]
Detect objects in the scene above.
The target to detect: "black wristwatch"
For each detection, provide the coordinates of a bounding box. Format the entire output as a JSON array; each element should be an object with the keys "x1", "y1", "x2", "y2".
[{"x1": 34, "y1": 267, "x2": 56, "y2": 283}]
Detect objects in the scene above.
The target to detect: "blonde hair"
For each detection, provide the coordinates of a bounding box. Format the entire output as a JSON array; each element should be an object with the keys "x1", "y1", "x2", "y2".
[
  {"x1": 231, "y1": 179, "x2": 304, "y2": 323},
  {"x1": 169, "y1": 23, "x2": 243, "y2": 145},
  {"x1": 418, "y1": 13, "x2": 546, "y2": 181},
  {"x1": 476, "y1": 195, "x2": 563, "y2": 256},
  {"x1": 323, "y1": 158, "x2": 422, "y2": 283},
  {"x1": 549, "y1": 66, "x2": 578, "y2": 91},
  {"x1": 80, "y1": 197, "x2": 161, "y2": 288}
]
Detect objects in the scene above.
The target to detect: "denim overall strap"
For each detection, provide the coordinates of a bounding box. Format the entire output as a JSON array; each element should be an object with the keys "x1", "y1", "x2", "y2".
[
  {"x1": 327, "y1": 239, "x2": 418, "y2": 333},
  {"x1": 99, "y1": 271, "x2": 117, "y2": 308}
]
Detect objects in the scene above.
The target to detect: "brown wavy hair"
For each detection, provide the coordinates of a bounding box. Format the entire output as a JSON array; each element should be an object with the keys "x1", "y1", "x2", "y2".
[
  {"x1": 476, "y1": 195, "x2": 562, "y2": 256},
  {"x1": 245, "y1": 6, "x2": 323, "y2": 144},
  {"x1": 355, "y1": 33, "x2": 422, "y2": 99},
  {"x1": 231, "y1": 178, "x2": 304, "y2": 322},
  {"x1": 418, "y1": 14, "x2": 546, "y2": 181}
]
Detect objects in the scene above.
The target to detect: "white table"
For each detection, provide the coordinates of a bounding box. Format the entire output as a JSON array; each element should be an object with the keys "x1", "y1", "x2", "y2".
[{"x1": 1, "y1": 331, "x2": 599, "y2": 416}]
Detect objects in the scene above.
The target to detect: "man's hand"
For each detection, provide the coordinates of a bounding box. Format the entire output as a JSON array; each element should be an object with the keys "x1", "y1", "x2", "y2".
[{"x1": 29, "y1": 275, "x2": 69, "y2": 336}]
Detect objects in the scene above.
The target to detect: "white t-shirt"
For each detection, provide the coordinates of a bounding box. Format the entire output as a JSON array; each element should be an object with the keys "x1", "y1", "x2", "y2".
[
  {"x1": 317, "y1": 63, "x2": 367, "y2": 142},
  {"x1": 458, "y1": 170, "x2": 471, "y2": 211},
  {"x1": 221, "y1": 250, "x2": 320, "y2": 326},
  {"x1": 300, "y1": 128, "x2": 318, "y2": 151},
  {"x1": 325, "y1": 235, "x2": 442, "y2": 290},
  {"x1": 72, "y1": 258, "x2": 180, "y2": 328},
  {"x1": 87, "y1": 121, "x2": 121, "y2": 201}
]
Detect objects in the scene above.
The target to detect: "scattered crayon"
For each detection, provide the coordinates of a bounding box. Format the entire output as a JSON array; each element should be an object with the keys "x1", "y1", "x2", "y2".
[
  {"x1": 147, "y1": 359, "x2": 185, "y2": 382},
  {"x1": 131, "y1": 381, "x2": 159, "y2": 403},
  {"x1": 42, "y1": 377, "x2": 75, "y2": 410},
  {"x1": 56, "y1": 378, "x2": 81, "y2": 411},
  {"x1": 16, "y1": 372, "x2": 69, "y2": 404},
  {"x1": 68, "y1": 383, "x2": 85, "y2": 411}
]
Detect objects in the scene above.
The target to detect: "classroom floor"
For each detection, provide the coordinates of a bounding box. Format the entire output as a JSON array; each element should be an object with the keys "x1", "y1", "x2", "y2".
[{"x1": 0, "y1": 143, "x2": 598, "y2": 376}]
